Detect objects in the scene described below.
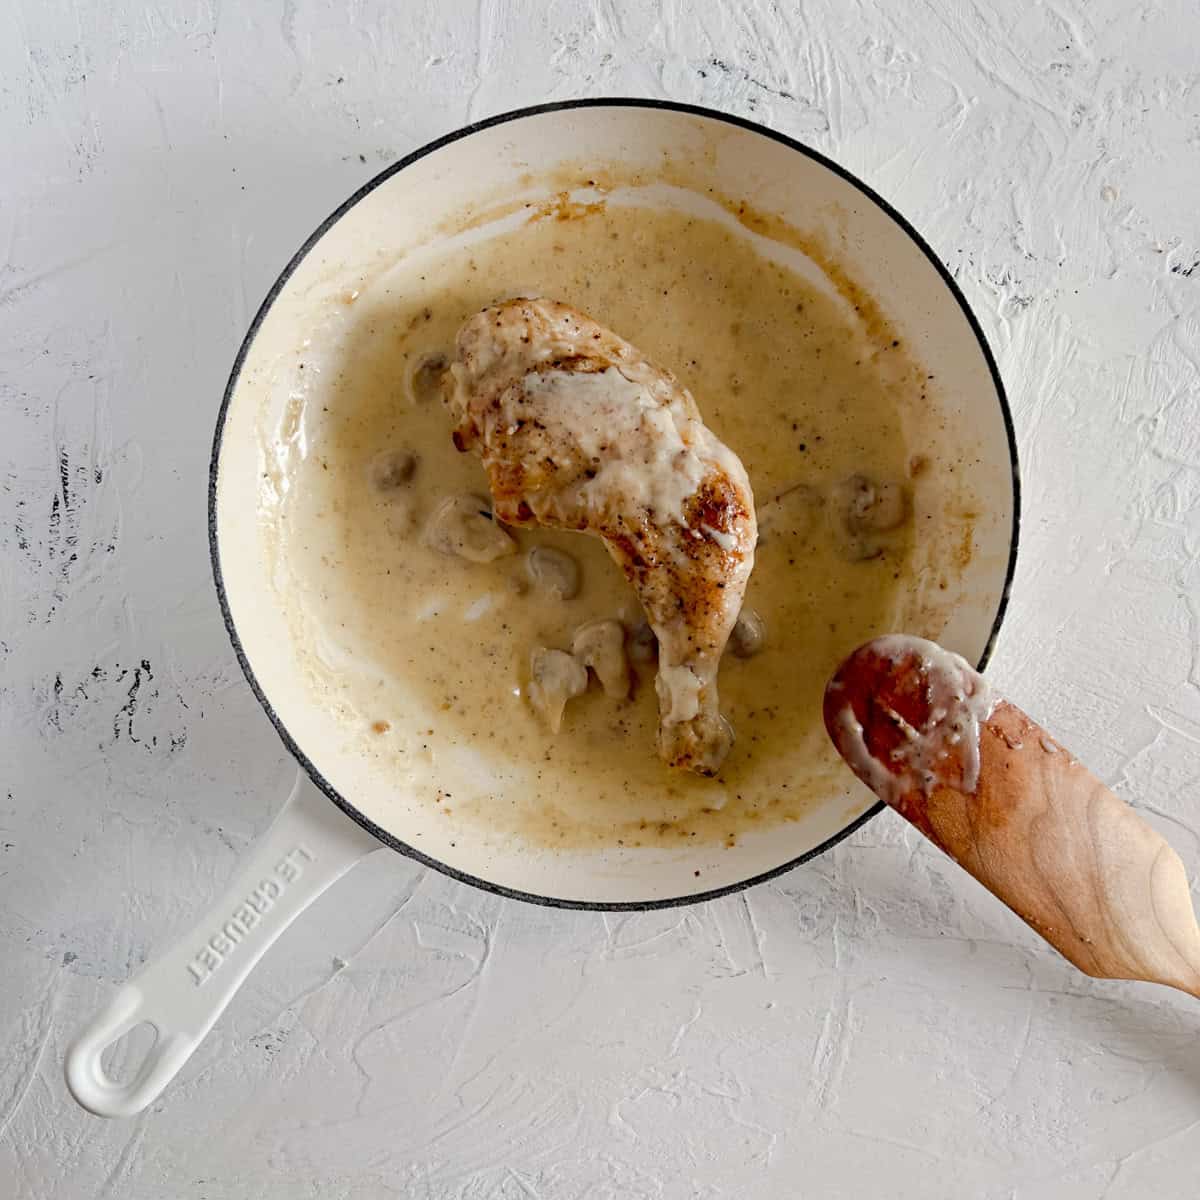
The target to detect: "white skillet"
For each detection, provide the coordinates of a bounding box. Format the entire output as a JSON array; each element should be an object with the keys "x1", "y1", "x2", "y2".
[{"x1": 65, "y1": 100, "x2": 1019, "y2": 1117}]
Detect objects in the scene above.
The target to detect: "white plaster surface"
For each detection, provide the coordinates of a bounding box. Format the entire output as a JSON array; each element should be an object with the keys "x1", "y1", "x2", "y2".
[{"x1": 2, "y1": 1, "x2": 1200, "y2": 1196}]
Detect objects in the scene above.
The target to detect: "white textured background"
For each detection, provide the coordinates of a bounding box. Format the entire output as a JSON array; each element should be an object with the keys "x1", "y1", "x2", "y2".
[{"x1": 3, "y1": 1, "x2": 1199, "y2": 1196}]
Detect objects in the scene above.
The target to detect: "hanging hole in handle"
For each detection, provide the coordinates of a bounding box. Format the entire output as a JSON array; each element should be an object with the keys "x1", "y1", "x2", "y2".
[{"x1": 99, "y1": 1020, "x2": 159, "y2": 1086}]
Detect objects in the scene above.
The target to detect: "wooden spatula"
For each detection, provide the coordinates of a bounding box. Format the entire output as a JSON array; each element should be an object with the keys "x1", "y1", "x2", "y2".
[{"x1": 824, "y1": 635, "x2": 1200, "y2": 999}]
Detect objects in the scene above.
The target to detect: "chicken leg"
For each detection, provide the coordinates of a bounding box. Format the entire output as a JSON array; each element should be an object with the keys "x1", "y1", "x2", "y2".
[{"x1": 445, "y1": 298, "x2": 757, "y2": 775}]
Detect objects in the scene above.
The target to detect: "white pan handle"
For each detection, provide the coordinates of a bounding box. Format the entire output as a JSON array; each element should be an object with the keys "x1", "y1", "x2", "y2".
[{"x1": 65, "y1": 772, "x2": 382, "y2": 1117}]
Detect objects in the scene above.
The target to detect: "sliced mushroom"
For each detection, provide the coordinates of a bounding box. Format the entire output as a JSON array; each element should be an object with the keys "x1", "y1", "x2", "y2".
[
  {"x1": 367, "y1": 448, "x2": 418, "y2": 491},
  {"x1": 728, "y1": 608, "x2": 766, "y2": 659},
  {"x1": 628, "y1": 619, "x2": 658, "y2": 664},
  {"x1": 528, "y1": 647, "x2": 588, "y2": 733},
  {"x1": 572, "y1": 619, "x2": 631, "y2": 699},
  {"x1": 423, "y1": 494, "x2": 516, "y2": 563},
  {"x1": 409, "y1": 352, "x2": 448, "y2": 404},
  {"x1": 525, "y1": 545, "x2": 580, "y2": 600},
  {"x1": 757, "y1": 482, "x2": 822, "y2": 545},
  {"x1": 834, "y1": 474, "x2": 908, "y2": 534}
]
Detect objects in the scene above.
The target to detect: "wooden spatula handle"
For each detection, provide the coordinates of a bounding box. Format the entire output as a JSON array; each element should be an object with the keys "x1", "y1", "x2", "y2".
[{"x1": 825, "y1": 637, "x2": 1200, "y2": 998}]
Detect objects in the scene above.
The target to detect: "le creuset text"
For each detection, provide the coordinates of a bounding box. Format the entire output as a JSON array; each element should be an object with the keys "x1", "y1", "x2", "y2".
[{"x1": 186, "y1": 846, "x2": 314, "y2": 986}]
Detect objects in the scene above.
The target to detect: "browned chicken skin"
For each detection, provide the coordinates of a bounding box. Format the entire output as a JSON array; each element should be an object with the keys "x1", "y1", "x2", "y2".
[{"x1": 445, "y1": 298, "x2": 757, "y2": 775}]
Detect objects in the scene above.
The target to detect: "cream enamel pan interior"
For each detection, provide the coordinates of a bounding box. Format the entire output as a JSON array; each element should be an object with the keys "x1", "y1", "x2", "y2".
[
  {"x1": 217, "y1": 101, "x2": 1017, "y2": 905},
  {"x1": 66, "y1": 101, "x2": 1017, "y2": 1117}
]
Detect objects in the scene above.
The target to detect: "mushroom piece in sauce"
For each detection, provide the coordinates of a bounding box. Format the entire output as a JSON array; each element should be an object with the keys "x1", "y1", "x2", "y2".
[
  {"x1": 528, "y1": 647, "x2": 588, "y2": 733},
  {"x1": 835, "y1": 474, "x2": 908, "y2": 534},
  {"x1": 409, "y1": 352, "x2": 448, "y2": 404},
  {"x1": 728, "y1": 608, "x2": 766, "y2": 658},
  {"x1": 572, "y1": 619, "x2": 631, "y2": 699},
  {"x1": 832, "y1": 474, "x2": 910, "y2": 561},
  {"x1": 423, "y1": 494, "x2": 517, "y2": 563},
  {"x1": 525, "y1": 545, "x2": 580, "y2": 600},
  {"x1": 367, "y1": 448, "x2": 418, "y2": 491},
  {"x1": 368, "y1": 448, "x2": 420, "y2": 537}
]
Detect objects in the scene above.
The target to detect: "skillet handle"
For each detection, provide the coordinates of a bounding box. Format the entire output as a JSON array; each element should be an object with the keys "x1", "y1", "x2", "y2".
[{"x1": 65, "y1": 772, "x2": 381, "y2": 1117}]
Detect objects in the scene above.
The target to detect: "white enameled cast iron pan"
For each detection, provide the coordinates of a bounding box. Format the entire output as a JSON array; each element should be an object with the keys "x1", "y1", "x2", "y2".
[{"x1": 66, "y1": 100, "x2": 1019, "y2": 1117}]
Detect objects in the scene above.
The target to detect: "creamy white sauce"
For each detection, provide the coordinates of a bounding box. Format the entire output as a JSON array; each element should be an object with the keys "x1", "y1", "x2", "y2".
[
  {"x1": 834, "y1": 706, "x2": 896, "y2": 798},
  {"x1": 265, "y1": 198, "x2": 974, "y2": 848}
]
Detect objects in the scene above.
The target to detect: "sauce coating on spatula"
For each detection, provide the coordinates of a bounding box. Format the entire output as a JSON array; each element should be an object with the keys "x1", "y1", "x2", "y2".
[{"x1": 824, "y1": 635, "x2": 994, "y2": 818}]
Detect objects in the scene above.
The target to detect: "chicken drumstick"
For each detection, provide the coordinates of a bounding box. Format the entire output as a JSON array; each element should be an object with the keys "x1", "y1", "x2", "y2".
[{"x1": 445, "y1": 298, "x2": 757, "y2": 775}]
